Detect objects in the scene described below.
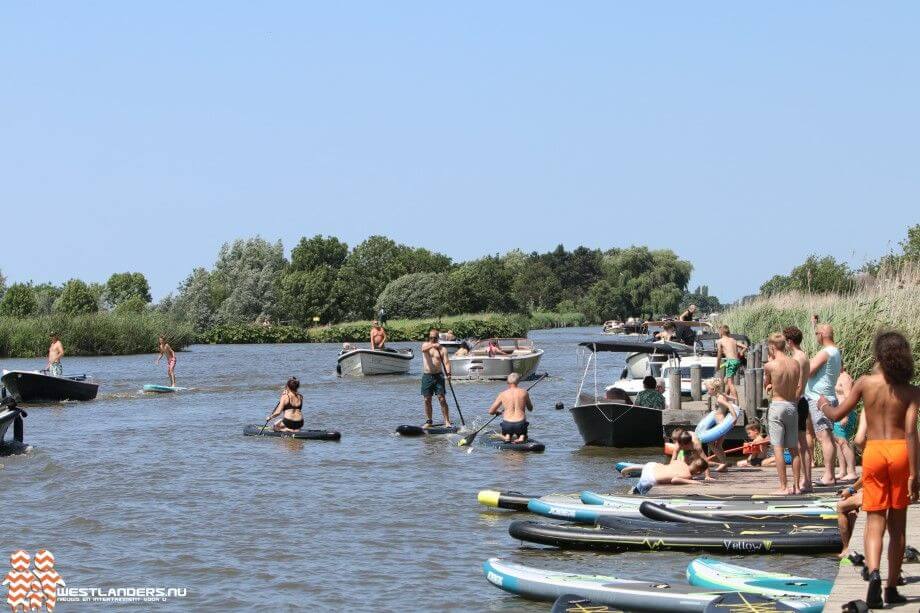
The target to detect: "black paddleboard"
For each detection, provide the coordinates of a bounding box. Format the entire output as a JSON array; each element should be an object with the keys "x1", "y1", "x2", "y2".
[
  {"x1": 243, "y1": 425, "x2": 341, "y2": 440},
  {"x1": 396, "y1": 424, "x2": 460, "y2": 436},
  {"x1": 551, "y1": 594, "x2": 622, "y2": 612},
  {"x1": 639, "y1": 501, "x2": 837, "y2": 525},
  {"x1": 481, "y1": 433, "x2": 545, "y2": 453}
]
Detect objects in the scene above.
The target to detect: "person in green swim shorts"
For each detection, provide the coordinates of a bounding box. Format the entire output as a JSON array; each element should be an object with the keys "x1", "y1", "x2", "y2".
[{"x1": 716, "y1": 324, "x2": 746, "y2": 400}]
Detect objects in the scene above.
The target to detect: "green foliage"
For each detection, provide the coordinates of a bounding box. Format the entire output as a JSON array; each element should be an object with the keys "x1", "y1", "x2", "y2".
[
  {"x1": 0, "y1": 283, "x2": 38, "y2": 317},
  {"x1": 114, "y1": 294, "x2": 148, "y2": 316},
  {"x1": 511, "y1": 260, "x2": 562, "y2": 311},
  {"x1": 32, "y1": 283, "x2": 62, "y2": 316},
  {"x1": 375, "y1": 272, "x2": 451, "y2": 319},
  {"x1": 760, "y1": 255, "x2": 854, "y2": 296},
  {"x1": 53, "y1": 279, "x2": 99, "y2": 316},
  {"x1": 290, "y1": 235, "x2": 349, "y2": 271},
  {"x1": 446, "y1": 256, "x2": 521, "y2": 314},
  {"x1": 171, "y1": 268, "x2": 220, "y2": 331},
  {"x1": 0, "y1": 312, "x2": 194, "y2": 358},
  {"x1": 680, "y1": 286, "x2": 722, "y2": 314},
  {"x1": 105, "y1": 272, "x2": 151, "y2": 307},
  {"x1": 277, "y1": 267, "x2": 338, "y2": 325},
  {"x1": 210, "y1": 237, "x2": 287, "y2": 324}
]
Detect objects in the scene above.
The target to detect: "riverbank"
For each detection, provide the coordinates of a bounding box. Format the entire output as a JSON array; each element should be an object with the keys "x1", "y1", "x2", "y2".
[
  {"x1": 0, "y1": 312, "x2": 194, "y2": 358},
  {"x1": 201, "y1": 311, "x2": 586, "y2": 345}
]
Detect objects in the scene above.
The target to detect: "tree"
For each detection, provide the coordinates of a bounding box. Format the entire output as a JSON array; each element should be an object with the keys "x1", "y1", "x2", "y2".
[
  {"x1": 211, "y1": 237, "x2": 287, "y2": 323},
  {"x1": 277, "y1": 268, "x2": 338, "y2": 325},
  {"x1": 580, "y1": 280, "x2": 628, "y2": 322},
  {"x1": 680, "y1": 286, "x2": 723, "y2": 314},
  {"x1": 53, "y1": 279, "x2": 98, "y2": 316},
  {"x1": 375, "y1": 272, "x2": 451, "y2": 319},
  {"x1": 105, "y1": 272, "x2": 152, "y2": 308},
  {"x1": 445, "y1": 257, "x2": 520, "y2": 314},
  {"x1": 330, "y1": 236, "x2": 415, "y2": 320},
  {"x1": 114, "y1": 294, "x2": 147, "y2": 316},
  {"x1": 761, "y1": 255, "x2": 855, "y2": 295},
  {"x1": 32, "y1": 283, "x2": 62, "y2": 315},
  {"x1": 511, "y1": 260, "x2": 562, "y2": 311},
  {"x1": 289, "y1": 235, "x2": 349, "y2": 272},
  {"x1": 760, "y1": 274, "x2": 791, "y2": 296},
  {"x1": 899, "y1": 224, "x2": 920, "y2": 262},
  {"x1": 0, "y1": 269, "x2": 6, "y2": 299},
  {"x1": 0, "y1": 283, "x2": 37, "y2": 317},
  {"x1": 172, "y1": 268, "x2": 220, "y2": 331}
]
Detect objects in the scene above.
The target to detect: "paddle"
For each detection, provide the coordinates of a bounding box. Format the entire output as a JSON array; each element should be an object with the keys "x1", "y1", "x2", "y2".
[
  {"x1": 705, "y1": 440, "x2": 769, "y2": 461},
  {"x1": 259, "y1": 405, "x2": 278, "y2": 436},
  {"x1": 458, "y1": 374, "x2": 548, "y2": 447},
  {"x1": 443, "y1": 363, "x2": 465, "y2": 427}
]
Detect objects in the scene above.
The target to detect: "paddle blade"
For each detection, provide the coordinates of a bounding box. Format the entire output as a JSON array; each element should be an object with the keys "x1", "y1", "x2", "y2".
[{"x1": 458, "y1": 432, "x2": 477, "y2": 447}]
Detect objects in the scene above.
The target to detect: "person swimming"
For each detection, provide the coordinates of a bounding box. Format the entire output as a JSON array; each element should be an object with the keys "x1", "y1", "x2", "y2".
[{"x1": 266, "y1": 377, "x2": 304, "y2": 432}]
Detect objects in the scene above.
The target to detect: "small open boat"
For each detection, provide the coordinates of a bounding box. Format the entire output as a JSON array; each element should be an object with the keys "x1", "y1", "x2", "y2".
[
  {"x1": 1, "y1": 369, "x2": 99, "y2": 403},
  {"x1": 449, "y1": 338, "x2": 543, "y2": 380},
  {"x1": 337, "y1": 346, "x2": 414, "y2": 376}
]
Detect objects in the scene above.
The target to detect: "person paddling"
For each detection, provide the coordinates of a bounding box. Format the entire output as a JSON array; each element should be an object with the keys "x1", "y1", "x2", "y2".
[
  {"x1": 818, "y1": 331, "x2": 919, "y2": 608},
  {"x1": 488, "y1": 373, "x2": 533, "y2": 443},
  {"x1": 266, "y1": 377, "x2": 304, "y2": 432},
  {"x1": 420, "y1": 328, "x2": 452, "y2": 428},
  {"x1": 46, "y1": 333, "x2": 64, "y2": 377},
  {"x1": 155, "y1": 336, "x2": 177, "y2": 387}
]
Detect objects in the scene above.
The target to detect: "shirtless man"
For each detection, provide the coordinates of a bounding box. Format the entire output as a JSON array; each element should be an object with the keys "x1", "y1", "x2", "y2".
[
  {"x1": 420, "y1": 328, "x2": 452, "y2": 428},
  {"x1": 819, "y1": 331, "x2": 919, "y2": 608},
  {"x1": 763, "y1": 332, "x2": 802, "y2": 494},
  {"x1": 46, "y1": 333, "x2": 64, "y2": 377},
  {"x1": 370, "y1": 321, "x2": 387, "y2": 350},
  {"x1": 716, "y1": 325, "x2": 745, "y2": 400},
  {"x1": 632, "y1": 458, "x2": 709, "y2": 495},
  {"x1": 156, "y1": 336, "x2": 177, "y2": 387},
  {"x1": 783, "y1": 326, "x2": 814, "y2": 491},
  {"x1": 805, "y1": 324, "x2": 840, "y2": 485},
  {"x1": 487, "y1": 373, "x2": 534, "y2": 443}
]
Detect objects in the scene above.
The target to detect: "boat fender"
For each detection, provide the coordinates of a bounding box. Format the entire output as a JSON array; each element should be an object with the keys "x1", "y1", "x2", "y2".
[
  {"x1": 554, "y1": 402, "x2": 564, "y2": 410},
  {"x1": 694, "y1": 410, "x2": 735, "y2": 444}
]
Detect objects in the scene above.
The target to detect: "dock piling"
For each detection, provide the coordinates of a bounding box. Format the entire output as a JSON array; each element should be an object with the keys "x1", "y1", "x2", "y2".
[{"x1": 690, "y1": 364, "x2": 702, "y2": 401}]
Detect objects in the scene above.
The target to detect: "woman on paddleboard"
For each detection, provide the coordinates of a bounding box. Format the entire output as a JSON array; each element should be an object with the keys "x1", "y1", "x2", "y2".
[
  {"x1": 156, "y1": 336, "x2": 177, "y2": 387},
  {"x1": 267, "y1": 377, "x2": 304, "y2": 432}
]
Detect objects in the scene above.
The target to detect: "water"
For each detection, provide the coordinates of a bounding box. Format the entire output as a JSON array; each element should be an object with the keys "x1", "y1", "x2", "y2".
[{"x1": 1, "y1": 327, "x2": 837, "y2": 611}]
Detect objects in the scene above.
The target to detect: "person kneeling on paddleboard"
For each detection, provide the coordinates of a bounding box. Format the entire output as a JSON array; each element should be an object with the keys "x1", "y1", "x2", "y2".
[
  {"x1": 488, "y1": 373, "x2": 533, "y2": 443},
  {"x1": 266, "y1": 377, "x2": 304, "y2": 432}
]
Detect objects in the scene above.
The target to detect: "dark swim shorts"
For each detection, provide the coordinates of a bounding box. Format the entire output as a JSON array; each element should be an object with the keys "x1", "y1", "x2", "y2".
[
  {"x1": 501, "y1": 420, "x2": 529, "y2": 437},
  {"x1": 797, "y1": 397, "x2": 809, "y2": 432},
  {"x1": 421, "y1": 373, "x2": 446, "y2": 398}
]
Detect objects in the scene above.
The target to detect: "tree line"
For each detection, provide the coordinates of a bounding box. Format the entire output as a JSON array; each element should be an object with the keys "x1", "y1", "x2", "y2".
[{"x1": 0, "y1": 235, "x2": 723, "y2": 333}]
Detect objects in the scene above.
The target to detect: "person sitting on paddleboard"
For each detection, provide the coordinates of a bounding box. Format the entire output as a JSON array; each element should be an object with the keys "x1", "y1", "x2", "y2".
[
  {"x1": 156, "y1": 336, "x2": 177, "y2": 387},
  {"x1": 421, "y1": 328, "x2": 452, "y2": 428},
  {"x1": 488, "y1": 373, "x2": 534, "y2": 443},
  {"x1": 267, "y1": 377, "x2": 304, "y2": 432}
]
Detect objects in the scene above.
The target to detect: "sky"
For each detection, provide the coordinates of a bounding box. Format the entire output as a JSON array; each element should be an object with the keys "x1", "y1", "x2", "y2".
[{"x1": 2, "y1": 2, "x2": 918, "y2": 302}]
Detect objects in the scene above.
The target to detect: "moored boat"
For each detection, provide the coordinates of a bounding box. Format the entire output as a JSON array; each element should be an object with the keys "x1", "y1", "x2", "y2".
[
  {"x1": 449, "y1": 338, "x2": 543, "y2": 380},
  {"x1": 336, "y1": 346, "x2": 413, "y2": 376},
  {"x1": 1, "y1": 369, "x2": 99, "y2": 403}
]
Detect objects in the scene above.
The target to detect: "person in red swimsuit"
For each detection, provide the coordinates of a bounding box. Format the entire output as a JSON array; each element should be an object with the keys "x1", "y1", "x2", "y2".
[{"x1": 819, "y1": 331, "x2": 919, "y2": 608}]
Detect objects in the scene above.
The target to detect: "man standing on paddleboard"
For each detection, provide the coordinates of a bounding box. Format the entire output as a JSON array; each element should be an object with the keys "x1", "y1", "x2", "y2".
[
  {"x1": 488, "y1": 373, "x2": 534, "y2": 443},
  {"x1": 156, "y1": 336, "x2": 177, "y2": 387},
  {"x1": 421, "y1": 328, "x2": 452, "y2": 428}
]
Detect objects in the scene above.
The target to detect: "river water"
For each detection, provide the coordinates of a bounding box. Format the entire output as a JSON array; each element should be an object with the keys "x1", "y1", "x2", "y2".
[{"x1": 1, "y1": 327, "x2": 837, "y2": 611}]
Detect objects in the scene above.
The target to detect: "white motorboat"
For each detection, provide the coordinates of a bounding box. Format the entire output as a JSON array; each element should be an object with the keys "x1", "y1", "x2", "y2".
[
  {"x1": 449, "y1": 338, "x2": 543, "y2": 380},
  {"x1": 601, "y1": 318, "x2": 648, "y2": 336},
  {"x1": 336, "y1": 346, "x2": 414, "y2": 376}
]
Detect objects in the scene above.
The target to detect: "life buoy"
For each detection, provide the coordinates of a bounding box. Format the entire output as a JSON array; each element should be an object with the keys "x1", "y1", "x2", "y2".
[{"x1": 694, "y1": 409, "x2": 735, "y2": 444}]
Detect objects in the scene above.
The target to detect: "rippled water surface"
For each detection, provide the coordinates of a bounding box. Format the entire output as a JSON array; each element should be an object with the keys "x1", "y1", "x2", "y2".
[{"x1": 2, "y1": 327, "x2": 837, "y2": 611}]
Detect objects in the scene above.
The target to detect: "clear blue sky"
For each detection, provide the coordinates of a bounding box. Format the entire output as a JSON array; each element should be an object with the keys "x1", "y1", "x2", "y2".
[{"x1": 2, "y1": 2, "x2": 918, "y2": 302}]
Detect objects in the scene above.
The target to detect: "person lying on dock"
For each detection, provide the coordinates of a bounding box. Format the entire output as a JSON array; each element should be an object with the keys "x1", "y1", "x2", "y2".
[
  {"x1": 488, "y1": 373, "x2": 533, "y2": 443},
  {"x1": 266, "y1": 377, "x2": 304, "y2": 432},
  {"x1": 370, "y1": 321, "x2": 387, "y2": 350},
  {"x1": 631, "y1": 458, "x2": 710, "y2": 495},
  {"x1": 735, "y1": 423, "x2": 774, "y2": 468},
  {"x1": 668, "y1": 428, "x2": 715, "y2": 481}
]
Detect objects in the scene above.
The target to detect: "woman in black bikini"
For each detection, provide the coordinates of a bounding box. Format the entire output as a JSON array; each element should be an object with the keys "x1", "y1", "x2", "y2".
[{"x1": 267, "y1": 377, "x2": 304, "y2": 432}]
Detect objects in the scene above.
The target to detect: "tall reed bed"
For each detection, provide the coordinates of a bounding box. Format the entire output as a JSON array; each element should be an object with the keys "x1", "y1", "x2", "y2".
[{"x1": 0, "y1": 313, "x2": 195, "y2": 358}]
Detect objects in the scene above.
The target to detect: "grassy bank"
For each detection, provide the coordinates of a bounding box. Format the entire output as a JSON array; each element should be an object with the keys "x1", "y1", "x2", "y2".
[
  {"x1": 202, "y1": 311, "x2": 587, "y2": 345},
  {"x1": 0, "y1": 312, "x2": 195, "y2": 358},
  {"x1": 719, "y1": 273, "x2": 920, "y2": 381}
]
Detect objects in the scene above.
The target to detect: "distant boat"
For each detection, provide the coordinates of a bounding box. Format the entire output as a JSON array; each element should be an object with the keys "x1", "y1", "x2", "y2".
[
  {"x1": 448, "y1": 338, "x2": 543, "y2": 380},
  {"x1": 1, "y1": 369, "x2": 99, "y2": 403},
  {"x1": 337, "y1": 347, "x2": 414, "y2": 376},
  {"x1": 601, "y1": 318, "x2": 647, "y2": 336}
]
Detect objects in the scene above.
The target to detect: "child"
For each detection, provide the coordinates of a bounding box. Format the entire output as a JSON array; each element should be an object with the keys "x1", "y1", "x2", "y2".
[
  {"x1": 155, "y1": 336, "x2": 177, "y2": 387},
  {"x1": 736, "y1": 423, "x2": 774, "y2": 467},
  {"x1": 716, "y1": 325, "x2": 746, "y2": 401},
  {"x1": 632, "y1": 457, "x2": 710, "y2": 495},
  {"x1": 705, "y1": 379, "x2": 738, "y2": 472}
]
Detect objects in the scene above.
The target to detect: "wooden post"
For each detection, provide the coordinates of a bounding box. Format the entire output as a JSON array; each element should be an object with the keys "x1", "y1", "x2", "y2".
[
  {"x1": 755, "y1": 367, "x2": 765, "y2": 408},
  {"x1": 690, "y1": 364, "x2": 702, "y2": 401},
  {"x1": 752, "y1": 344, "x2": 762, "y2": 370},
  {"x1": 743, "y1": 368, "x2": 757, "y2": 420},
  {"x1": 760, "y1": 343, "x2": 769, "y2": 364},
  {"x1": 668, "y1": 369, "x2": 681, "y2": 410}
]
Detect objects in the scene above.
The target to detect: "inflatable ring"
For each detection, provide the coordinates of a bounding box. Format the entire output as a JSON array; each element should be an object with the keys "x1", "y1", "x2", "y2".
[{"x1": 694, "y1": 410, "x2": 735, "y2": 444}]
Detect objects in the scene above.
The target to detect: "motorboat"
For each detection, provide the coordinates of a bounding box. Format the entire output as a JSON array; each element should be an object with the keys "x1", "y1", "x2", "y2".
[
  {"x1": 449, "y1": 338, "x2": 543, "y2": 380},
  {"x1": 336, "y1": 346, "x2": 414, "y2": 376},
  {"x1": 1, "y1": 369, "x2": 99, "y2": 403},
  {"x1": 601, "y1": 317, "x2": 648, "y2": 336},
  {"x1": 437, "y1": 334, "x2": 471, "y2": 356},
  {"x1": 0, "y1": 398, "x2": 26, "y2": 445},
  {"x1": 568, "y1": 341, "x2": 671, "y2": 447}
]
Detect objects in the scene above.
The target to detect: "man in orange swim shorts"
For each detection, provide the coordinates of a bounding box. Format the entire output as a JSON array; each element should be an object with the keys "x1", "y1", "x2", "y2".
[{"x1": 820, "y1": 331, "x2": 919, "y2": 608}]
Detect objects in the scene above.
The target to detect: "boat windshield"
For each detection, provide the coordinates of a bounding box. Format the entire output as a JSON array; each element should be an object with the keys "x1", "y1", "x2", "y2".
[{"x1": 662, "y1": 365, "x2": 717, "y2": 379}]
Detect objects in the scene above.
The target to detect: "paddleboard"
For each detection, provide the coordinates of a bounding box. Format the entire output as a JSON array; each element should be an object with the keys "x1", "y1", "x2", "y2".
[
  {"x1": 614, "y1": 461, "x2": 642, "y2": 473},
  {"x1": 687, "y1": 557, "x2": 830, "y2": 606},
  {"x1": 242, "y1": 424, "x2": 341, "y2": 440},
  {"x1": 483, "y1": 558, "x2": 818, "y2": 611},
  {"x1": 529, "y1": 498, "x2": 836, "y2": 523},
  {"x1": 395, "y1": 424, "x2": 460, "y2": 436},
  {"x1": 551, "y1": 594, "x2": 622, "y2": 612},
  {"x1": 477, "y1": 490, "x2": 581, "y2": 511},
  {"x1": 143, "y1": 384, "x2": 183, "y2": 393},
  {"x1": 481, "y1": 433, "x2": 545, "y2": 453}
]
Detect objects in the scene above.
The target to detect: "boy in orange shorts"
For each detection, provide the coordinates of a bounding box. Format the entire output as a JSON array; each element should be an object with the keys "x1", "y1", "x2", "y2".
[{"x1": 819, "y1": 331, "x2": 920, "y2": 608}]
